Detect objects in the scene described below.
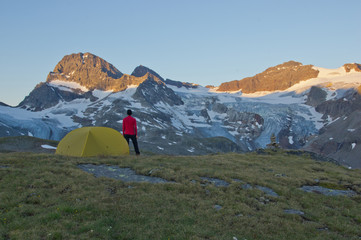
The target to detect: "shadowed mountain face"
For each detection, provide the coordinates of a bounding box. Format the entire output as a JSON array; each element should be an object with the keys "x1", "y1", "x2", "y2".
[
  {"x1": 303, "y1": 87, "x2": 361, "y2": 168},
  {"x1": 18, "y1": 82, "x2": 92, "y2": 111},
  {"x1": 133, "y1": 76, "x2": 184, "y2": 107}
]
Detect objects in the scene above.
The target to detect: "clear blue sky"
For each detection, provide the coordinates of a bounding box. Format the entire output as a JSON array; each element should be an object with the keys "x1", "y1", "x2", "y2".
[{"x1": 1, "y1": 0, "x2": 360, "y2": 106}]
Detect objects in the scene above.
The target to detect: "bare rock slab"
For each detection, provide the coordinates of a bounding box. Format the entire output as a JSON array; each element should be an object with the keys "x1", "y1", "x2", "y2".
[
  {"x1": 300, "y1": 185, "x2": 357, "y2": 197},
  {"x1": 78, "y1": 164, "x2": 171, "y2": 184}
]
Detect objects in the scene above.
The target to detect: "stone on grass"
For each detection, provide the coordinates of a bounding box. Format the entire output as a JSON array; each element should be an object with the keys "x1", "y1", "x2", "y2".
[
  {"x1": 78, "y1": 164, "x2": 171, "y2": 184},
  {"x1": 256, "y1": 186, "x2": 279, "y2": 197},
  {"x1": 284, "y1": 209, "x2": 305, "y2": 215},
  {"x1": 300, "y1": 186, "x2": 356, "y2": 197},
  {"x1": 200, "y1": 177, "x2": 230, "y2": 187},
  {"x1": 213, "y1": 204, "x2": 223, "y2": 211}
]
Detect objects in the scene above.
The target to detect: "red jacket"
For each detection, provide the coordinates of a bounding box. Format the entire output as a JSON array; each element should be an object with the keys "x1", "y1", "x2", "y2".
[{"x1": 122, "y1": 116, "x2": 137, "y2": 135}]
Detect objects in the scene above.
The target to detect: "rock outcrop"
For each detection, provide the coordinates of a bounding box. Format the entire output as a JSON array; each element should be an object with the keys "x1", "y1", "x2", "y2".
[
  {"x1": 165, "y1": 79, "x2": 199, "y2": 89},
  {"x1": 305, "y1": 86, "x2": 327, "y2": 107},
  {"x1": 343, "y1": 63, "x2": 361, "y2": 73},
  {"x1": 217, "y1": 61, "x2": 319, "y2": 93}
]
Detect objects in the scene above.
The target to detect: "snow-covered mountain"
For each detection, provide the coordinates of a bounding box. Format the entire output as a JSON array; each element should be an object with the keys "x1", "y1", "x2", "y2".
[{"x1": 1, "y1": 53, "x2": 361, "y2": 168}]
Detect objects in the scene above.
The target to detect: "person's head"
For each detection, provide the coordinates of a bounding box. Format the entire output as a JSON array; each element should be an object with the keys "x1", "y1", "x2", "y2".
[{"x1": 127, "y1": 109, "x2": 132, "y2": 116}]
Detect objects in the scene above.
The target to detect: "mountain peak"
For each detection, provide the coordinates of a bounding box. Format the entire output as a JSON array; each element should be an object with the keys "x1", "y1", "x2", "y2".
[
  {"x1": 131, "y1": 65, "x2": 164, "y2": 82},
  {"x1": 217, "y1": 61, "x2": 319, "y2": 93},
  {"x1": 46, "y1": 52, "x2": 125, "y2": 91},
  {"x1": 52, "y1": 52, "x2": 123, "y2": 79},
  {"x1": 263, "y1": 60, "x2": 304, "y2": 73}
]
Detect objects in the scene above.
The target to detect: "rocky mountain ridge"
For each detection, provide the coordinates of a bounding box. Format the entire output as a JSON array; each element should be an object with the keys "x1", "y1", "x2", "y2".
[
  {"x1": 217, "y1": 61, "x2": 361, "y2": 93},
  {"x1": 46, "y1": 53, "x2": 163, "y2": 92},
  {"x1": 2, "y1": 52, "x2": 361, "y2": 168}
]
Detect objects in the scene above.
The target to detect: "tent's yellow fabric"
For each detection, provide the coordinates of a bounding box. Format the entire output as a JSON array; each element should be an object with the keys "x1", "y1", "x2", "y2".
[{"x1": 56, "y1": 127, "x2": 129, "y2": 157}]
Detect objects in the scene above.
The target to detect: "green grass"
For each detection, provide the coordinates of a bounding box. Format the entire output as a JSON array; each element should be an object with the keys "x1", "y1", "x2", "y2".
[
  {"x1": 0, "y1": 150, "x2": 361, "y2": 239},
  {"x1": 0, "y1": 136, "x2": 58, "y2": 153}
]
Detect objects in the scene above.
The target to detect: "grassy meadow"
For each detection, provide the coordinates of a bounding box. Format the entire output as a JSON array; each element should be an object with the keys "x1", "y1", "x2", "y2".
[{"x1": 0, "y1": 150, "x2": 361, "y2": 239}]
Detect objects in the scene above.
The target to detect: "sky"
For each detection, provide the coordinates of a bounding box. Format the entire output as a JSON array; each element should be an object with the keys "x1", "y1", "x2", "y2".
[{"x1": 0, "y1": 0, "x2": 360, "y2": 106}]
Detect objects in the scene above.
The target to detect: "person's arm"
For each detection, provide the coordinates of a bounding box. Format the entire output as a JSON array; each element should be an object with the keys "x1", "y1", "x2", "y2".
[
  {"x1": 134, "y1": 119, "x2": 138, "y2": 137},
  {"x1": 122, "y1": 119, "x2": 125, "y2": 135}
]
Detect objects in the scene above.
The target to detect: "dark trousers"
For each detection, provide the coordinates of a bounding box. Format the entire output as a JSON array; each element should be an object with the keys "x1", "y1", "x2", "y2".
[{"x1": 124, "y1": 134, "x2": 140, "y2": 155}]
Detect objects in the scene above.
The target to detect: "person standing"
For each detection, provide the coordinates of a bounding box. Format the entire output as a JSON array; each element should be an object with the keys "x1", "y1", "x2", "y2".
[{"x1": 122, "y1": 109, "x2": 140, "y2": 155}]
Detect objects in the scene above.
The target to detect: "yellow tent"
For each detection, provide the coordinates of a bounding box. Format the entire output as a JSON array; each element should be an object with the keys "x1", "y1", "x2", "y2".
[{"x1": 55, "y1": 127, "x2": 129, "y2": 157}]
